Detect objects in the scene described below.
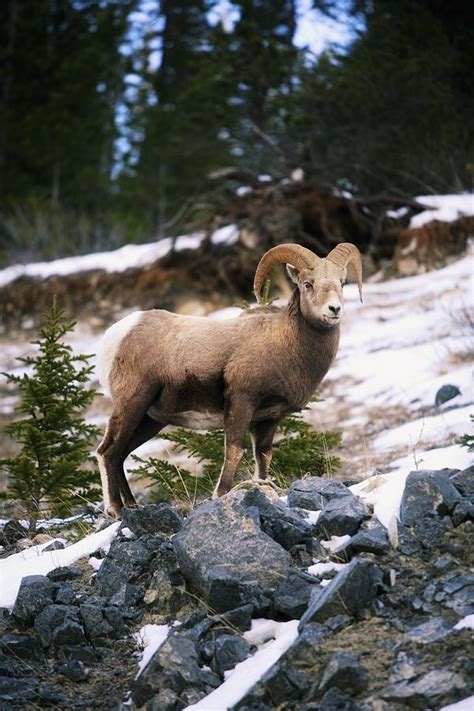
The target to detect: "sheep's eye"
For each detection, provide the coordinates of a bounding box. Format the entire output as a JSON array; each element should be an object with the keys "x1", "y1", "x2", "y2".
[
  {"x1": 304, "y1": 281, "x2": 313, "y2": 290},
  {"x1": 340, "y1": 280, "x2": 346, "y2": 287}
]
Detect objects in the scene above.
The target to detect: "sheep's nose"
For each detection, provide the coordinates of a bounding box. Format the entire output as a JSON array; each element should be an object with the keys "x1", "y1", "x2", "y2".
[{"x1": 328, "y1": 304, "x2": 341, "y2": 316}]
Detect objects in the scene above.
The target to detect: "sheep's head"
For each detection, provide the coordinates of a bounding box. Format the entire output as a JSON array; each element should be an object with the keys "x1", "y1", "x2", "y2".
[{"x1": 254, "y1": 242, "x2": 363, "y2": 328}]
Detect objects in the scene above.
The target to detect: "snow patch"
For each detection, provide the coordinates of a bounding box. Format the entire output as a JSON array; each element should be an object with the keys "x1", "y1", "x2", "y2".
[
  {"x1": 453, "y1": 615, "x2": 474, "y2": 631},
  {"x1": 440, "y1": 697, "x2": 474, "y2": 711},
  {"x1": 0, "y1": 522, "x2": 120, "y2": 608},
  {"x1": 410, "y1": 194, "x2": 474, "y2": 229},
  {"x1": 134, "y1": 624, "x2": 170, "y2": 678},
  {"x1": 184, "y1": 619, "x2": 299, "y2": 711}
]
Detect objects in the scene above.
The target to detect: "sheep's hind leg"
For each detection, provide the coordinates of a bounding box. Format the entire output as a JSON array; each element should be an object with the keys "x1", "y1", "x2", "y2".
[
  {"x1": 119, "y1": 414, "x2": 165, "y2": 508},
  {"x1": 97, "y1": 390, "x2": 159, "y2": 518}
]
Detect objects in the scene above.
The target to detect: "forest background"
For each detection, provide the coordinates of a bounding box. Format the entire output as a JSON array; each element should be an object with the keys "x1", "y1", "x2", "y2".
[{"x1": 0, "y1": 0, "x2": 473, "y2": 267}]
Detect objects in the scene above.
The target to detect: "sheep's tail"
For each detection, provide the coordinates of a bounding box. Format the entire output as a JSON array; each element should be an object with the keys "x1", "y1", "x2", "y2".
[{"x1": 96, "y1": 312, "x2": 143, "y2": 394}]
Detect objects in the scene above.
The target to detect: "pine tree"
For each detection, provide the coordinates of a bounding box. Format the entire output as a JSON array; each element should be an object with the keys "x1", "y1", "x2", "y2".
[{"x1": 0, "y1": 298, "x2": 101, "y2": 533}]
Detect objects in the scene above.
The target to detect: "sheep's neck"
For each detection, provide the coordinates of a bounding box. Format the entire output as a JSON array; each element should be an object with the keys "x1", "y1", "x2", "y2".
[{"x1": 283, "y1": 290, "x2": 340, "y2": 383}]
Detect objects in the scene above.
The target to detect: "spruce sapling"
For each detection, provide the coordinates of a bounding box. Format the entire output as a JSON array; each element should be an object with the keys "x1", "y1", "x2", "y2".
[{"x1": 0, "y1": 297, "x2": 100, "y2": 533}]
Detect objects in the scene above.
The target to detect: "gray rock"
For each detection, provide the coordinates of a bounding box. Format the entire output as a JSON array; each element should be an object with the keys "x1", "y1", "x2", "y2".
[
  {"x1": 401, "y1": 470, "x2": 463, "y2": 527},
  {"x1": 57, "y1": 659, "x2": 89, "y2": 682},
  {"x1": 406, "y1": 617, "x2": 451, "y2": 644},
  {"x1": 0, "y1": 675, "x2": 40, "y2": 704},
  {"x1": 381, "y1": 669, "x2": 466, "y2": 708},
  {"x1": 121, "y1": 503, "x2": 183, "y2": 537},
  {"x1": 132, "y1": 631, "x2": 215, "y2": 708},
  {"x1": 55, "y1": 583, "x2": 76, "y2": 605},
  {"x1": 315, "y1": 496, "x2": 369, "y2": 538},
  {"x1": 0, "y1": 653, "x2": 32, "y2": 679},
  {"x1": 452, "y1": 499, "x2": 474, "y2": 526},
  {"x1": 210, "y1": 604, "x2": 253, "y2": 633},
  {"x1": 351, "y1": 524, "x2": 389, "y2": 555},
  {"x1": 214, "y1": 634, "x2": 250, "y2": 675},
  {"x1": 1, "y1": 633, "x2": 42, "y2": 661},
  {"x1": 95, "y1": 538, "x2": 155, "y2": 597},
  {"x1": 273, "y1": 570, "x2": 319, "y2": 619},
  {"x1": 450, "y1": 466, "x2": 474, "y2": 501},
  {"x1": 319, "y1": 652, "x2": 368, "y2": 695},
  {"x1": 12, "y1": 575, "x2": 55, "y2": 626},
  {"x1": 43, "y1": 540, "x2": 65, "y2": 551},
  {"x1": 435, "y1": 384, "x2": 461, "y2": 406},
  {"x1": 47, "y1": 566, "x2": 82, "y2": 582},
  {"x1": 34, "y1": 604, "x2": 79, "y2": 647},
  {"x1": 51, "y1": 619, "x2": 87, "y2": 650},
  {"x1": 318, "y1": 688, "x2": 362, "y2": 710},
  {"x1": 173, "y1": 493, "x2": 291, "y2": 613},
  {"x1": 299, "y1": 558, "x2": 381, "y2": 628},
  {"x1": 288, "y1": 477, "x2": 352, "y2": 510},
  {"x1": 0, "y1": 519, "x2": 28, "y2": 545},
  {"x1": 241, "y1": 487, "x2": 313, "y2": 549},
  {"x1": 109, "y1": 582, "x2": 144, "y2": 607},
  {"x1": 80, "y1": 604, "x2": 114, "y2": 641}
]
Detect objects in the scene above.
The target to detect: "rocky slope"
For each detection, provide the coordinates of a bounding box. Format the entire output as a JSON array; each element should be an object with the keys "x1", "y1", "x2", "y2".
[{"x1": 0, "y1": 467, "x2": 473, "y2": 710}]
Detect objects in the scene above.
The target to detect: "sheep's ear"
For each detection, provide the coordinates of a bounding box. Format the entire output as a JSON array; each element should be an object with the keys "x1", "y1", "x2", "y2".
[{"x1": 286, "y1": 263, "x2": 300, "y2": 284}]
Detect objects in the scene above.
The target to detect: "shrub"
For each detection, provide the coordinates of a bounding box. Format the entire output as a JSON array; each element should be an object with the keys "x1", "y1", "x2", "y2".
[
  {"x1": 0, "y1": 298, "x2": 101, "y2": 532},
  {"x1": 133, "y1": 415, "x2": 341, "y2": 509}
]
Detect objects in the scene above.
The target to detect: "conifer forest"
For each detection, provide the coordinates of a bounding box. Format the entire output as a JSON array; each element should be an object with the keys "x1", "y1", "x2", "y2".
[{"x1": 1, "y1": 0, "x2": 473, "y2": 264}]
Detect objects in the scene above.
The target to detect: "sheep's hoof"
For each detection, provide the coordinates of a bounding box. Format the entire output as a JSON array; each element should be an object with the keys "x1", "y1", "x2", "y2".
[
  {"x1": 231, "y1": 478, "x2": 284, "y2": 495},
  {"x1": 106, "y1": 504, "x2": 123, "y2": 520}
]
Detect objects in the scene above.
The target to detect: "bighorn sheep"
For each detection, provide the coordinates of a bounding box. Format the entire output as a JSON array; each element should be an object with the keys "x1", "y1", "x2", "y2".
[{"x1": 96, "y1": 242, "x2": 362, "y2": 517}]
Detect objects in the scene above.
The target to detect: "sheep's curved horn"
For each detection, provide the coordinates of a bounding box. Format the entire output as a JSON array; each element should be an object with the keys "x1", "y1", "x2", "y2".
[
  {"x1": 326, "y1": 243, "x2": 363, "y2": 303},
  {"x1": 254, "y1": 244, "x2": 319, "y2": 301}
]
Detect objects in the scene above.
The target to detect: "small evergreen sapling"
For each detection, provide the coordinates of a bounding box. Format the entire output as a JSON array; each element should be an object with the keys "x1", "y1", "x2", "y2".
[{"x1": 0, "y1": 298, "x2": 100, "y2": 533}]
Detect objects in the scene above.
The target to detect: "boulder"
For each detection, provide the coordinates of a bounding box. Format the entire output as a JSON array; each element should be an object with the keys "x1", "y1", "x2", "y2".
[
  {"x1": 47, "y1": 566, "x2": 82, "y2": 582},
  {"x1": 381, "y1": 669, "x2": 466, "y2": 708},
  {"x1": 318, "y1": 652, "x2": 368, "y2": 695},
  {"x1": 173, "y1": 493, "x2": 291, "y2": 613},
  {"x1": 288, "y1": 478, "x2": 351, "y2": 511},
  {"x1": 400, "y1": 470, "x2": 462, "y2": 527},
  {"x1": 299, "y1": 558, "x2": 381, "y2": 628},
  {"x1": 12, "y1": 575, "x2": 55, "y2": 626},
  {"x1": 34, "y1": 604, "x2": 79, "y2": 647},
  {"x1": 131, "y1": 631, "x2": 219, "y2": 708},
  {"x1": 315, "y1": 496, "x2": 369, "y2": 538},
  {"x1": 435, "y1": 384, "x2": 461, "y2": 406},
  {"x1": 214, "y1": 634, "x2": 250, "y2": 675},
  {"x1": 0, "y1": 520, "x2": 28, "y2": 545},
  {"x1": 273, "y1": 570, "x2": 319, "y2": 619},
  {"x1": 450, "y1": 466, "x2": 474, "y2": 501},
  {"x1": 241, "y1": 487, "x2": 313, "y2": 549},
  {"x1": 121, "y1": 503, "x2": 183, "y2": 537}
]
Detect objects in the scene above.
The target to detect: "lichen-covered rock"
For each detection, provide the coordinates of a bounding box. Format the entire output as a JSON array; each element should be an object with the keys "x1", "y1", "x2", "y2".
[
  {"x1": 288, "y1": 478, "x2": 352, "y2": 510},
  {"x1": 173, "y1": 492, "x2": 291, "y2": 613},
  {"x1": 400, "y1": 470, "x2": 462, "y2": 527}
]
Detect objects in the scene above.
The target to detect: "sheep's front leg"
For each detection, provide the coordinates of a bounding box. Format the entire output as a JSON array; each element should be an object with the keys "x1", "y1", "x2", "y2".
[
  {"x1": 250, "y1": 419, "x2": 279, "y2": 482},
  {"x1": 213, "y1": 398, "x2": 254, "y2": 497}
]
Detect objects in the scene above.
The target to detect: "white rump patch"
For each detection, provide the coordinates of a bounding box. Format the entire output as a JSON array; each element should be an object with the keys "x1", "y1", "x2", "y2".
[{"x1": 96, "y1": 311, "x2": 143, "y2": 393}]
